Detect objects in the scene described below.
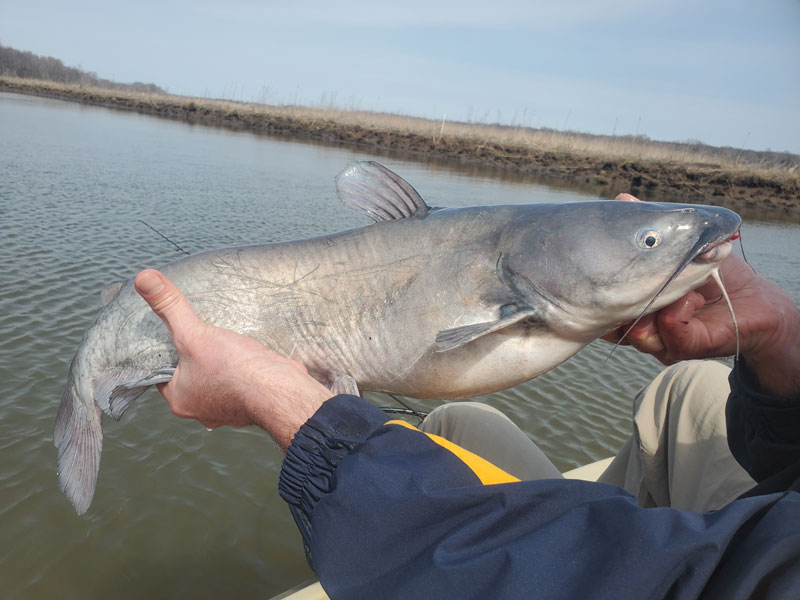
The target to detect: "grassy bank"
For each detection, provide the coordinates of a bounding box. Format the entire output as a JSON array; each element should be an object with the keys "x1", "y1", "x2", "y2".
[{"x1": 3, "y1": 75, "x2": 797, "y2": 220}]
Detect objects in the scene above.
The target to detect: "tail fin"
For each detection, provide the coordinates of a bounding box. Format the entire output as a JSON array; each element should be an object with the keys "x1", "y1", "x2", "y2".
[{"x1": 54, "y1": 369, "x2": 102, "y2": 515}]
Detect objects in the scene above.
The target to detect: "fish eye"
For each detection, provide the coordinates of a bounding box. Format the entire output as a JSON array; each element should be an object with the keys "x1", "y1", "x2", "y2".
[{"x1": 636, "y1": 228, "x2": 661, "y2": 249}]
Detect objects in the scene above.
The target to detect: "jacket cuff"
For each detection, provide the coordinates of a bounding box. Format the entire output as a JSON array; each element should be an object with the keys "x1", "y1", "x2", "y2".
[
  {"x1": 278, "y1": 394, "x2": 389, "y2": 516},
  {"x1": 730, "y1": 356, "x2": 800, "y2": 406},
  {"x1": 727, "y1": 357, "x2": 800, "y2": 484}
]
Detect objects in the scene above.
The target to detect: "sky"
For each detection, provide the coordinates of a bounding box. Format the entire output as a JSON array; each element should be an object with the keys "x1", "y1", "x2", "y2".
[{"x1": 2, "y1": 0, "x2": 799, "y2": 153}]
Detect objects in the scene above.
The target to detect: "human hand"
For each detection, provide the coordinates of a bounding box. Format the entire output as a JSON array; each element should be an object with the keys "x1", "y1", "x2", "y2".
[
  {"x1": 134, "y1": 269, "x2": 332, "y2": 449},
  {"x1": 603, "y1": 194, "x2": 800, "y2": 396}
]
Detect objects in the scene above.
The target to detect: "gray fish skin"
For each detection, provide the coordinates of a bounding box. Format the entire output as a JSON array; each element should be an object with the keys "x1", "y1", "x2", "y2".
[{"x1": 55, "y1": 161, "x2": 741, "y2": 514}]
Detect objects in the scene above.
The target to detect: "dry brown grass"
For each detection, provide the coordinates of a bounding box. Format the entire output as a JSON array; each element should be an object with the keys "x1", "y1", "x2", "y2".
[{"x1": 252, "y1": 104, "x2": 797, "y2": 178}]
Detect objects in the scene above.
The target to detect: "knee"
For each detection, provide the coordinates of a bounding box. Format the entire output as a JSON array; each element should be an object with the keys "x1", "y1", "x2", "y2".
[
  {"x1": 655, "y1": 360, "x2": 732, "y2": 398},
  {"x1": 421, "y1": 401, "x2": 515, "y2": 438},
  {"x1": 426, "y1": 401, "x2": 509, "y2": 421},
  {"x1": 635, "y1": 359, "x2": 733, "y2": 423}
]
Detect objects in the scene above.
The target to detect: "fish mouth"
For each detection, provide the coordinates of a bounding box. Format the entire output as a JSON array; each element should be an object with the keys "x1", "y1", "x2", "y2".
[
  {"x1": 657, "y1": 226, "x2": 740, "y2": 297},
  {"x1": 693, "y1": 233, "x2": 739, "y2": 264}
]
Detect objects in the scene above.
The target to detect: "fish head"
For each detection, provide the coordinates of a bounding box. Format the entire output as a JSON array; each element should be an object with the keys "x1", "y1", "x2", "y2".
[{"x1": 503, "y1": 201, "x2": 742, "y2": 339}]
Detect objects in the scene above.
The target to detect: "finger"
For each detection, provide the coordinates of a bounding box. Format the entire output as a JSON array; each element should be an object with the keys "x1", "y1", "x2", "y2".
[
  {"x1": 600, "y1": 326, "x2": 624, "y2": 344},
  {"x1": 655, "y1": 292, "x2": 707, "y2": 352},
  {"x1": 600, "y1": 324, "x2": 634, "y2": 344},
  {"x1": 155, "y1": 377, "x2": 178, "y2": 404},
  {"x1": 134, "y1": 269, "x2": 201, "y2": 349},
  {"x1": 615, "y1": 193, "x2": 641, "y2": 202},
  {"x1": 156, "y1": 377, "x2": 213, "y2": 424},
  {"x1": 625, "y1": 314, "x2": 666, "y2": 354}
]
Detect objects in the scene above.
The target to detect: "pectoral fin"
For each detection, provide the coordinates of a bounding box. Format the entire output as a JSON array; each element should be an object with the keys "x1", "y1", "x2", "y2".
[
  {"x1": 100, "y1": 281, "x2": 125, "y2": 306},
  {"x1": 435, "y1": 306, "x2": 539, "y2": 352}
]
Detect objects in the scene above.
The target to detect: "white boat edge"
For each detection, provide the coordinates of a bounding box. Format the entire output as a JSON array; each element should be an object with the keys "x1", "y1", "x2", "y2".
[
  {"x1": 270, "y1": 580, "x2": 328, "y2": 600},
  {"x1": 562, "y1": 456, "x2": 614, "y2": 481},
  {"x1": 268, "y1": 456, "x2": 615, "y2": 600}
]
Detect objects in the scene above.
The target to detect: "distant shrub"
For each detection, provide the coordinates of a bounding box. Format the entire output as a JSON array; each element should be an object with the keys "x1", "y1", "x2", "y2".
[{"x1": 0, "y1": 43, "x2": 166, "y2": 94}]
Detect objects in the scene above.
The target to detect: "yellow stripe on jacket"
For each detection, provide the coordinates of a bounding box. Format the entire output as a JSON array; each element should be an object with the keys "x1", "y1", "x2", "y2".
[{"x1": 385, "y1": 420, "x2": 520, "y2": 485}]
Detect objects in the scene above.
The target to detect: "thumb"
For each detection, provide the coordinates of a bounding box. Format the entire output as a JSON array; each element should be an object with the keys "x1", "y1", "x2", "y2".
[
  {"x1": 615, "y1": 193, "x2": 641, "y2": 202},
  {"x1": 134, "y1": 269, "x2": 200, "y2": 348}
]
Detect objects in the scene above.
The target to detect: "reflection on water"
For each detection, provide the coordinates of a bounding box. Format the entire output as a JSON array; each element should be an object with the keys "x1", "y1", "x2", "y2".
[{"x1": 1, "y1": 92, "x2": 798, "y2": 599}]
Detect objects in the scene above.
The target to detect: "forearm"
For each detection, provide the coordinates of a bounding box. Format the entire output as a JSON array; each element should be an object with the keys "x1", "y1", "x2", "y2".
[
  {"x1": 739, "y1": 278, "x2": 800, "y2": 397},
  {"x1": 724, "y1": 279, "x2": 800, "y2": 484},
  {"x1": 246, "y1": 370, "x2": 332, "y2": 451}
]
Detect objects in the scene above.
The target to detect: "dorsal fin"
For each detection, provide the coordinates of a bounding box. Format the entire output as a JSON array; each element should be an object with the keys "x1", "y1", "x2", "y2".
[
  {"x1": 100, "y1": 281, "x2": 125, "y2": 306},
  {"x1": 335, "y1": 161, "x2": 430, "y2": 222}
]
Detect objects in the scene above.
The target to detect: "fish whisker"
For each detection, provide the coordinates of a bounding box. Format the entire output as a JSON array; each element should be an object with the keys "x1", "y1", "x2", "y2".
[{"x1": 710, "y1": 268, "x2": 740, "y2": 357}]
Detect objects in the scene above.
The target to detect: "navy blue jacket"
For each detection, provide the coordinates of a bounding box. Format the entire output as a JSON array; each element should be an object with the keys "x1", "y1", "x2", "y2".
[{"x1": 279, "y1": 361, "x2": 800, "y2": 599}]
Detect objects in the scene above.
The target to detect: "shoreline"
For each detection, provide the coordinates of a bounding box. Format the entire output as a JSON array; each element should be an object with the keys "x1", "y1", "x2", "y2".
[{"x1": 3, "y1": 76, "x2": 798, "y2": 222}]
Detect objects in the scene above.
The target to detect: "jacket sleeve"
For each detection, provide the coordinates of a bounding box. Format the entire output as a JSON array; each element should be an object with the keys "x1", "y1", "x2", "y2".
[
  {"x1": 726, "y1": 357, "x2": 800, "y2": 485},
  {"x1": 279, "y1": 395, "x2": 800, "y2": 600}
]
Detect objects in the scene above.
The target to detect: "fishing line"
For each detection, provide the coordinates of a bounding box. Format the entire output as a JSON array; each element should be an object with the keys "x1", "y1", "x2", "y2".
[
  {"x1": 138, "y1": 220, "x2": 190, "y2": 255},
  {"x1": 737, "y1": 232, "x2": 757, "y2": 274},
  {"x1": 380, "y1": 393, "x2": 429, "y2": 424}
]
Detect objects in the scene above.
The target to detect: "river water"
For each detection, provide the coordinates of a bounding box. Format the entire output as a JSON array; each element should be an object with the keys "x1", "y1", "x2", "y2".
[{"x1": 1, "y1": 92, "x2": 798, "y2": 599}]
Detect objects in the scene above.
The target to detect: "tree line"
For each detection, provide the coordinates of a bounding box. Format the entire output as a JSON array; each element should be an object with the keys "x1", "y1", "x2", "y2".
[{"x1": 0, "y1": 42, "x2": 166, "y2": 94}]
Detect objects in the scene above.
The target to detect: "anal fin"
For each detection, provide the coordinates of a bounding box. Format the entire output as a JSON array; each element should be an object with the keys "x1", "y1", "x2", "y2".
[
  {"x1": 94, "y1": 367, "x2": 176, "y2": 420},
  {"x1": 110, "y1": 368, "x2": 176, "y2": 419},
  {"x1": 330, "y1": 373, "x2": 360, "y2": 396}
]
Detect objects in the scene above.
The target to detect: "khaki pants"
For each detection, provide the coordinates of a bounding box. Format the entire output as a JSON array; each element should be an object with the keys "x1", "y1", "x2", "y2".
[{"x1": 420, "y1": 360, "x2": 756, "y2": 512}]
